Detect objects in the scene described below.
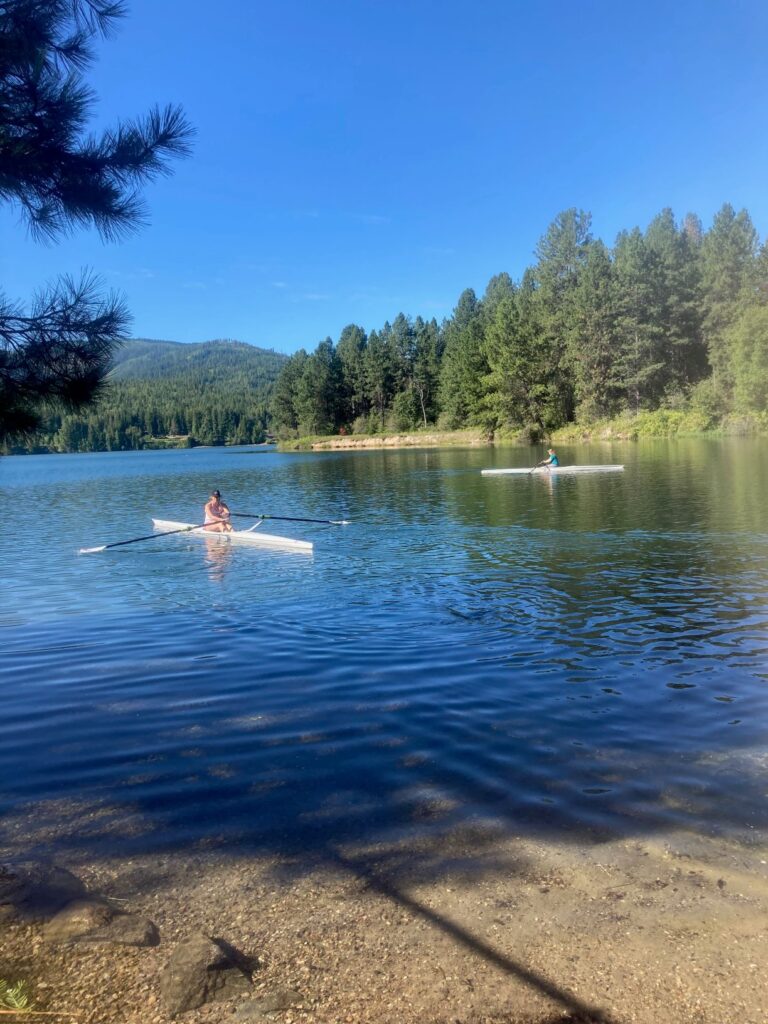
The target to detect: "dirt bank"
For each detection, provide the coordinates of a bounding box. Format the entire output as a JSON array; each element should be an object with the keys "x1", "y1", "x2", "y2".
[{"x1": 307, "y1": 431, "x2": 491, "y2": 450}]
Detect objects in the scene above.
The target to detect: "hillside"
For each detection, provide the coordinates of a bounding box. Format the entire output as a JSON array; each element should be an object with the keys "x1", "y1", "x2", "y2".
[
  {"x1": 10, "y1": 338, "x2": 288, "y2": 453},
  {"x1": 111, "y1": 337, "x2": 286, "y2": 385}
]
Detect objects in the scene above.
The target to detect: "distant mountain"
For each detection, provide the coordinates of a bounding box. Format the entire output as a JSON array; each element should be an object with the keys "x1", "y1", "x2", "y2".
[
  {"x1": 9, "y1": 337, "x2": 289, "y2": 453},
  {"x1": 111, "y1": 337, "x2": 287, "y2": 384}
]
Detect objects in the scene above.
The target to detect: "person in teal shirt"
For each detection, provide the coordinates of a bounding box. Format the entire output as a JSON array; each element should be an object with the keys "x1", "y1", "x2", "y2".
[{"x1": 535, "y1": 448, "x2": 559, "y2": 470}]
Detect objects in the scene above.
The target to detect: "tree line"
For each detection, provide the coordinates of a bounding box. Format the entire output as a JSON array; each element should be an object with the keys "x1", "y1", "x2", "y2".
[
  {"x1": 3, "y1": 338, "x2": 285, "y2": 454},
  {"x1": 4, "y1": 375, "x2": 273, "y2": 454},
  {"x1": 271, "y1": 205, "x2": 768, "y2": 439}
]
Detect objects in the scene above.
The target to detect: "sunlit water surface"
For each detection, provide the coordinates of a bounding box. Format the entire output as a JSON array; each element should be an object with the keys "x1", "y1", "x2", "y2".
[{"x1": 1, "y1": 440, "x2": 767, "y2": 857}]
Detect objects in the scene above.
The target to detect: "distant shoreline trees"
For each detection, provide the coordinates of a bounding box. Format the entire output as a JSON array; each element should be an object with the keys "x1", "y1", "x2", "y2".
[
  {"x1": 6, "y1": 200, "x2": 767, "y2": 454},
  {"x1": 271, "y1": 204, "x2": 768, "y2": 440},
  {"x1": 2, "y1": 339, "x2": 284, "y2": 453}
]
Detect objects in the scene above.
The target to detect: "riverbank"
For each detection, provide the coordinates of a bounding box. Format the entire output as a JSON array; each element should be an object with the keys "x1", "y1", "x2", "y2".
[
  {"x1": 276, "y1": 411, "x2": 768, "y2": 452},
  {"x1": 279, "y1": 429, "x2": 491, "y2": 451},
  {"x1": 2, "y1": 812, "x2": 766, "y2": 1024}
]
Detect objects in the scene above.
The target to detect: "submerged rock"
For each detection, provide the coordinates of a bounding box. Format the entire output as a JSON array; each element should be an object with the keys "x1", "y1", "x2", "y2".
[
  {"x1": 0, "y1": 863, "x2": 86, "y2": 924},
  {"x1": 83, "y1": 913, "x2": 160, "y2": 947},
  {"x1": 43, "y1": 898, "x2": 115, "y2": 942},
  {"x1": 159, "y1": 932, "x2": 256, "y2": 1016}
]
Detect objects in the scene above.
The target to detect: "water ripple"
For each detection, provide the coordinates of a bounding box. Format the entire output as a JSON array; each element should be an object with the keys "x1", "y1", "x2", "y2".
[{"x1": 1, "y1": 441, "x2": 768, "y2": 856}]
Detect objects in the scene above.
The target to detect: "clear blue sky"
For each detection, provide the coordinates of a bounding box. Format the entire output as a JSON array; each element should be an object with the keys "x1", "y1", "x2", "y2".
[{"x1": 3, "y1": 0, "x2": 768, "y2": 354}]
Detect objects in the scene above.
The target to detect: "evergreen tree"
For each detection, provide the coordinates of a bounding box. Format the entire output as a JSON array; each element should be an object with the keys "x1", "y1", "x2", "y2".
[
  {"x1": 411, "y1": 317, "x2": 442, "y2": 427},
  {"x1": 335, "y1": 324, "x2": 368, "y2": 423},
  {"x1": 295, "y1": 338, "x2": 341, "y2": 434},
  {"x1": 756, "y1": 241, "x2": 768, "y2": 305},
  {"x1": 270, "y1": 350, "x2": 308, "y2": 434},
  {"x1": 682, "y1": 212, "x2": 704, "y2": 247},
  {"x1": 567, "y1": 240, "x2": 623, "y2": 419},
  {"x1": 364, "y1": 329, "x2": 392, "y2": 427},
  {"x1": 612, "y1": 228, "x2": 666, "y2": 410},
  {"x1": 700, "y1": 203, "x2": 759, "y2": 394},
  {"x1": 530, "y1": 209, "x2": 594, "y2": 422},
  {"x1": 0, "y1": 0, "x2": 193, "y2": 440},
  {"x1": 387, "y1": 313, "x2": 416, "y2": 397},
  {"x1": 644, "y1": 208, "x2": 706, "y2": 393},
  {"x1": 438, "y1": 289, "x2": 488, "y2": 427},
  {"x1": 480, "y1": 272, "x2": 516, "y2": 322},
  {"x1": 482, "y1": 266, "x2": 569, "y2": 434},
  {"x1": 728, "y1": 305, "x2": 768, "y2": 414}
]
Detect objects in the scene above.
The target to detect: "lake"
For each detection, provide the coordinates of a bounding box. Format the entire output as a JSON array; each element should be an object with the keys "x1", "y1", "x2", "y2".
[{"x1": 1, "y1": 439, "x2": 767, "y2": 860}]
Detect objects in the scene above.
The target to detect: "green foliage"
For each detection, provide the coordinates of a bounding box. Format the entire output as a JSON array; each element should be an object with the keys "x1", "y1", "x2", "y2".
[
  {"x1": 567, "y1": 240, "x2": 623, "y2": 420},
  {"x1": 267, "y1": 203, "x2": 767, "y2": 446},
  {"x1": 0, "y1": 0, "x2": 193, "y2": 442},
  {"x1": 336, "y1": 324, "x2": 368, "y2": 419},
  {"x1": 294, "y1": 338, "x2": 341, "y2": 434},
  {"x1": 438, "y1": 290, "x2": 489, "y2": 427},
  {"x1": 728, "y1": 305, "x2": 768, "y2": 413},
  {"x1": 483, "y1": 295, "x2": 552, "y2": 430},
  {"x1": 11, "y1": 195, "x2": 766, "y2": 454},
  {"x1": 0, "y1": 978, "x2": 33, "y2": 1011},
  {"x1": 7, "y1": 338, "x2": 283, "y2": 452},
  {"x1": 699, "y1": 203, "x2": 759, "y2": 395}
]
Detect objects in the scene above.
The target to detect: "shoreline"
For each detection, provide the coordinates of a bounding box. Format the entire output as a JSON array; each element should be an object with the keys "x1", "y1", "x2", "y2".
[
  {"x1": 6, "y1": 418, "x2": 766, "y2": 458},
  {"x1": 2, "y1": 812, "x2": 766, "y2": 1024},
  {"x1": 305, "y1": 430, "x2": 490, "y2": 451}
]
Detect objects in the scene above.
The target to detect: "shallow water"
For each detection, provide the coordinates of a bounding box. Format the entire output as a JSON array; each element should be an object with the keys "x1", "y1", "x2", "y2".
[{"x1": 1, "y1": 439, "x2": 767, "y2": 857}]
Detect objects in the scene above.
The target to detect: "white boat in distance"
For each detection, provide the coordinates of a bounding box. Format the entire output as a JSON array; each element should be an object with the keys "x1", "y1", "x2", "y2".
[
  {"x1": 481, "y1": 465, "x2": 624, "y2": 476},
  {"x1": 152, "y1": 519, "x2": 313, "y2": 552}
]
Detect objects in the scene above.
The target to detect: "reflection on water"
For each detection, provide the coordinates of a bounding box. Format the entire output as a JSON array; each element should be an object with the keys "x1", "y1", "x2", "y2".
[
  {"x1": 202, "y1": 535, "x2": 234, "y2": 582},
  {"x1": 1, "y1": 439, "x2": 767, "y2": 858}
]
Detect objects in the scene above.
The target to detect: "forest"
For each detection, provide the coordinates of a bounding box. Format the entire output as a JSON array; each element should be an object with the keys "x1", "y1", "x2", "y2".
[
  {"x1": 5, "y1": 340, "x2": 286, "y2": 453},
  {"x1": 272, "y1": 204, "x2": 768, "y2": 440},
  {"x1": 7, "y1": 203, "x2": 767, "y2": 455}
]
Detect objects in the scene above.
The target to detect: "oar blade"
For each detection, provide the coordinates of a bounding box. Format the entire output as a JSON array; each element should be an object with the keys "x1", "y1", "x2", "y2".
[{"x1": 78, "y1": 545, "x2": 107, "y2": 554}]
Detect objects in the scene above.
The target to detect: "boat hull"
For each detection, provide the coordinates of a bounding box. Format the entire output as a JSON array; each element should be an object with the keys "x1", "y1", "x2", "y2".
[
  {"x1": 151, "y1": 519, "x2": 313, "y2": 551},
  {"x1": 481, "y1": 465, "x2": 624, "y2": 476}
]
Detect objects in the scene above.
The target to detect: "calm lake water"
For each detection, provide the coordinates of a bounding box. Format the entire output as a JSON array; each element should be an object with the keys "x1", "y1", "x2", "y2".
[{"x1": 1, "y1": 440, "x2": 767, "y2": 859}]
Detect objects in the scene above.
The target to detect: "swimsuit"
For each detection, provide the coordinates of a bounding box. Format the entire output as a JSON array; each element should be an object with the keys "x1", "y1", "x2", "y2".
[{"x1": 205, "y1": 502, "x2": 228, "y2": 524}]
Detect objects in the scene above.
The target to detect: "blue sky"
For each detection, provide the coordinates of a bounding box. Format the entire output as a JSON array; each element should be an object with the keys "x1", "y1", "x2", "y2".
[{"x1": 3, "y1": 0, "x2": 768, "y2": 354}]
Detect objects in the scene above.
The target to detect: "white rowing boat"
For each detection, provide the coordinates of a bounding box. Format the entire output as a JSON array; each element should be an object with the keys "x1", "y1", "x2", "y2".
[
  {"x1": 481, "y1": 465, "x2": 624, "y2": 476},
  {"x1": 152, "y1": 519, "x2": 313, "y2": 552}
]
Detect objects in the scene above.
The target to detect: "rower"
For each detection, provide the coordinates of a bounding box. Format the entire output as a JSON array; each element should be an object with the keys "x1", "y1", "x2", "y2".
[
  {"x1": 536, "y1": 448, "x2": 559, "y2": 469},
  {"x1": 204, "y1": 489, "x2": 233, "y2": 532}
]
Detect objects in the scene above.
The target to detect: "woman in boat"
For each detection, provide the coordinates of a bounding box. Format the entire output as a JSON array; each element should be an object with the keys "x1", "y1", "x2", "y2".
[{"x1": 204, "y1": 489, "x2": 233, "y2": 532}]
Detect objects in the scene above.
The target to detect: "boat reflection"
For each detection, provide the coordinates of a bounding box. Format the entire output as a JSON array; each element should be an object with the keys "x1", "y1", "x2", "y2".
[
  {"x1": 202, "y1": 534, "x2": 234, "y2": 582},
  {"x1": 539, "y1": 472, "x2": 556, "y2": 498}
]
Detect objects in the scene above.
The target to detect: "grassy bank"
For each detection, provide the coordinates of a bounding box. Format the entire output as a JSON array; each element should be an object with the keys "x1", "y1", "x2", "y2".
[
  {"x1": 550, "y1": 409, "x2": 768, "y2": 442},
  {"x1": 275, "y1": 411, "x2": 768, "y2": 452}
]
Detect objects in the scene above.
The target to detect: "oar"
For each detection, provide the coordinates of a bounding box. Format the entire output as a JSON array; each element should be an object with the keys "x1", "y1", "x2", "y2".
[
  {"x1": 79, "y1": 521, "x2": 214, "y2": 554},
  {"x1": 231, "y1": 512, "x2": 350, "y2": 526}
]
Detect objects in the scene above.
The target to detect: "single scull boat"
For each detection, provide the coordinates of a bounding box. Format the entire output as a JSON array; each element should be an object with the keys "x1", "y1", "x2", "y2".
[
  {"x1": 152, "y1": 519, "x2": 313, "y2": 552},
  {"x1": 482, "y1": 465, "x2": 624, "y2": 476}
]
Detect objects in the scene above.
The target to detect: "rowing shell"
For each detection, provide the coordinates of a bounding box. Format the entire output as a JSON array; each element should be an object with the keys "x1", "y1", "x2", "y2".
[
  {"x1": 481, "y1": 465, "x2": 624, "y2": 476},
  {"x1": 152, "y1": 519, "x2": 313, "y2": 552}
]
